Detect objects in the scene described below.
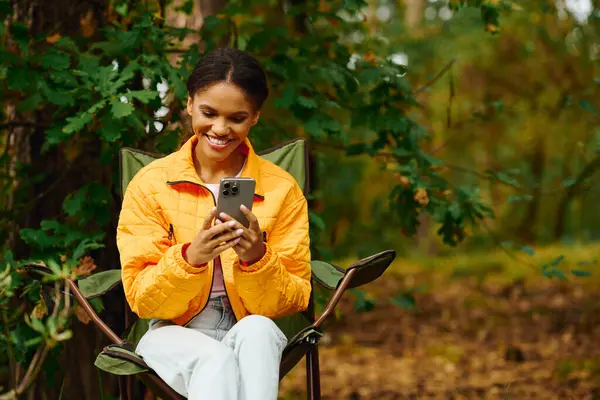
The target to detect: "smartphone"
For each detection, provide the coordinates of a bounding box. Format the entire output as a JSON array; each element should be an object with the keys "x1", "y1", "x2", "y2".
[{"x1": 216, "y1": 177, "x2": 256, "y2": 228}]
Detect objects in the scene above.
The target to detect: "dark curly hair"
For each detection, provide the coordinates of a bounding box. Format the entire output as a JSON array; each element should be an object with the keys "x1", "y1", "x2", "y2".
[{"x1": 186, "y1": 47, "x2": 269, "y2": 111}]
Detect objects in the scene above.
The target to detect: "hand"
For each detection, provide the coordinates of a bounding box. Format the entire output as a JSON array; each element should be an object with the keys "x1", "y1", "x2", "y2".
[
  {"x1": 217, "y1": 205, "x2": 266, "y2": 264},
  {"x1": 184, "y1": 208, "x2": 245, "y2": 266}
]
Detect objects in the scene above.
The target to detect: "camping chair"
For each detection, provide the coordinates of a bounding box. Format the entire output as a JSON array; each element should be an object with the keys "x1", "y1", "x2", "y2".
[{"x1": 24, "y1": 138, "x2": 396, "y2": 400}]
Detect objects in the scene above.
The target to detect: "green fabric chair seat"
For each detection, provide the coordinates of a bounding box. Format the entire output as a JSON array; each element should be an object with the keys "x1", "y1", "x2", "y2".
[{"x1": 94, "y1": 325, "x2": 324, "y2": 379}]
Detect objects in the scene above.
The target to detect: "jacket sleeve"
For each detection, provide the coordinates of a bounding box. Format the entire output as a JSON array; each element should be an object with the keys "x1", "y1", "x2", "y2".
[
  {"x1": 116, "y1": 174, "x2": 211, "y2": 320},
  {"x1": 233, "y1": 183, "x2": 311, "y2": 318}
]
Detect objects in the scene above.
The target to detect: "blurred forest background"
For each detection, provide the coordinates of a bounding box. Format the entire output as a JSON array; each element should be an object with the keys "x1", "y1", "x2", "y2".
[{"x1": 1, "y1": 0, "x2": 600, "y2": 398}]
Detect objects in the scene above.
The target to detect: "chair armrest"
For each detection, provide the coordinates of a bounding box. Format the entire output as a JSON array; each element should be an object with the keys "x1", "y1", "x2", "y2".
[
  {"x1": 78, "y1": 270, "x2": 122, "y2": 299},
  {"x1": 311, "y1": 260, "x2": 345, "y2": 290},
  {"x1": 312, "y1": 250, "x2": 396, "y2": 329},
  {"x1": 67, "y1": 278, "x2": 123, "y2": 344}
]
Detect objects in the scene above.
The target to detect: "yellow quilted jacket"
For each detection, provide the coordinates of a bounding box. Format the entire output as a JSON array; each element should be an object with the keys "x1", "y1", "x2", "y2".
[{"x1": 116, "y1": 136, "x2": 311, "y2": 326}]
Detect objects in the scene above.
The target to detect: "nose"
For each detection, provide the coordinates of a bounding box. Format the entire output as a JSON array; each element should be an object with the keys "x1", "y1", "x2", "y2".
[{"x1": 211, "y1": 118, "x2": 228, "y2": 136}]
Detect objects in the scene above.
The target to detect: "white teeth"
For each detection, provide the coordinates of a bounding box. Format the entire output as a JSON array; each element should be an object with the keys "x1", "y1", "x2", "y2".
[{"x1": 207, "y1": 136, "x2": 229, "y2": 145}]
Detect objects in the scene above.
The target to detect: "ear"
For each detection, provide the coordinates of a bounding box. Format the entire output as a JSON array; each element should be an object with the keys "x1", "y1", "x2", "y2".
[
  {"x1": 251, "y1": 112, "x2": 260, "y2": 127},
  {"x1": 186, "y1": 96, "x2": 193, "y2": 116}
]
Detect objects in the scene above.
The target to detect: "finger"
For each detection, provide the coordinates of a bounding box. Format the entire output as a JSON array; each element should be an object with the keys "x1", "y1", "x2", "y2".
[
  {"x1": 202, "y1": 207, "x2": 218, "y2": 230},
  {"x1": 205, "y1": 220, "x2": 237, "y2": 240},
  {"x1": 212, "y1": 237, "x2": 241, "y2": 255},
  {"x1": 240, "y1": 205, "x2": 260, "y2": 231},
  {"x1": 235, "y1": 237, "x2": 253, "y2": 250},
  {"x1": 208, "y1": 228, "x2": 244, "y2": 248},
  {"x1": 218, "y1": 213, "x2": 247, "y2": 231}
]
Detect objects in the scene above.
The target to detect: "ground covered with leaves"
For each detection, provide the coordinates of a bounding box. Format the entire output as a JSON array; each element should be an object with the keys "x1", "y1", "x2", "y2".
[{"x1": 280, "y1": 245, "x2": 600, "y2": 399}]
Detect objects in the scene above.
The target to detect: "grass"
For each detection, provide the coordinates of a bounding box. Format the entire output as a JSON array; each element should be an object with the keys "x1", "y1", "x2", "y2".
[{"x1": 335, "y1": 241, "x2": 600, "y2": 287}]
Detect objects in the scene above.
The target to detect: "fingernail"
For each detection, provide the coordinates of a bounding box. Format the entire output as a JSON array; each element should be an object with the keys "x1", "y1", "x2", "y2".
[
  {"x1": 234, "y1": 238, "x2": 240, "y2": 244},
  {"x1": 228, "y1": 221, "x2": 236, "y2": 227},
  {"x1": 236, "y1": 229, "x2": 243, "y2": 235},
  {"x1": 240, "y1": 205, "x2": 247, "y2": 211},
  {"x1": 220, "y1": 212, "x2": 227, "y2": 218},
  {"x1": 212, "y1": 207, "x2": 216, "y2": 212},
  {"x1": 216, "y1": 219, "x2": 222, "y2": 224}
]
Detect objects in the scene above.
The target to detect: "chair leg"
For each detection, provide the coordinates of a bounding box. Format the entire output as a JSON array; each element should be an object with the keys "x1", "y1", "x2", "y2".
[{"x1": 306, "y1": 345, "x2": 321, "y2": 400}]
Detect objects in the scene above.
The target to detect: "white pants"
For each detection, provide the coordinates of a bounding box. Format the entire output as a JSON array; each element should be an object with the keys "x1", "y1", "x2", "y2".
[{"x1": 136, "y1": 296, "x2": 288, "y2": 400}]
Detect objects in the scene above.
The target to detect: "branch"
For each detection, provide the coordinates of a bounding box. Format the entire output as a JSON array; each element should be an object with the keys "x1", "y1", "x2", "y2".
[
  {"x1": 312, "y1": 139, "x2": 600, "y2": 195},
  {"x1": 0, "y1": 121, "x2": 49, "y2": 130},
  {"x1": 413, "y1": 58, "x2": 457, "y2": 95}
]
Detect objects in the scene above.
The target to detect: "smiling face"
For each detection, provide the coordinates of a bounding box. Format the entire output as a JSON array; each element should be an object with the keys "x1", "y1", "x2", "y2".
[{"x1": 186, "y1": 81, "x2": 259, "y2": 164}]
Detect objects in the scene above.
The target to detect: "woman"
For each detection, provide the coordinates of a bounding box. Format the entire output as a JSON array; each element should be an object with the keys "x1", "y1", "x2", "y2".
[{"x1": 116, "y1": 47, "x2": 312, "y2": 400}]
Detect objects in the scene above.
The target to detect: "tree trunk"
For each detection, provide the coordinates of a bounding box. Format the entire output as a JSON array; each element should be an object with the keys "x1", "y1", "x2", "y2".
[
  {"x1": 516, "y1": 136, "x2": 545, "y2": 244},
  {"x1": 404, "y1": 0, "x2": 424, "y2": 29},
  {"x1": 554, "y1": 155, "x2": 600, "y2": 239},
  {"x1": 5, "y1": 1, "x2": 121, "y2": 399}
]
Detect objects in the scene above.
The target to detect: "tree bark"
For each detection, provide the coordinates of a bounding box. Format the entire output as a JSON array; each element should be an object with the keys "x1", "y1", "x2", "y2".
[
  {"x1": 404, "y1": 0, "x2": 424, "y2": 29},
  {"x1": 5, "y1": 0, "x2": 121, "y2": 399},
  {"x1": 516, "y1": 136, "x2": 545, "y2": 244},
  {"x1": 554, "y1": 155, "x2": 600, "y2": 239}
]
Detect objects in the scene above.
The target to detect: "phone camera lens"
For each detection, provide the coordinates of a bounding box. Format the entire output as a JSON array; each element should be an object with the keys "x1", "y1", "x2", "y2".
[
  {"x1": 224, "y1": 182, "x2": 231, "y2": 189},
  {"x1": 223, "y1": 190, "x2": 230, "y2": 197},
  {"x1": 232, "y1": 187, "x2": 239, "y2": 194}
]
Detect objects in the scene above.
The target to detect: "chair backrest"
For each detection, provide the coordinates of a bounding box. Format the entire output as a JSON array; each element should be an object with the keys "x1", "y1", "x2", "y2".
[{"x1": 119, "y1": 139, "x2": 312, "y2": 341}]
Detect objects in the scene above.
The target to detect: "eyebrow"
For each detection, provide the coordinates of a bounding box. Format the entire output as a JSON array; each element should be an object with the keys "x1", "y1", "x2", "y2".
[{"x1": 198, "y1": 104, "x2": 250, "y2": 116}]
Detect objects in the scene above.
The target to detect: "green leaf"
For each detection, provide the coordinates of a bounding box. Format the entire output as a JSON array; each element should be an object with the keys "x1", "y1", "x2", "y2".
[
  {"x1": 550, "y1": 255, "x2": 565, "y2": 267},
  {"x1": 0, "y1": 0, "x2": 12, "y2": 18},
  {"x1": 89, "y1": 298, "x2": 104, "y2": 314},
  {"x1": 580, "y1": 100, "x2": 597, "y2": 114},
  {"x1": 98, "y1": 113, "x2": 123, "y2": 142},
  {"x1": 520, "y1": 245, "x2": 535, "y2": 257},
  {"x1": 115, "y1": 2, "x2": 128, "y2": 16},
  {"x1": 113, "y1": 62, "x2": 139, "y2": 90},
  {"x1": 110, "y1": 100, "x2": 134, "y2": 118},
  {"x1": 571, "y1": 270, "x2": 591, "y2": 277},
  {"x1": 55, "y1": 37, "x2": 78, "y2": 52},
  {"x1": 507, "y1": 194, "x2": 533, "y2": 203},
  {"x1": 16, "y1": 93, "x2": 43, "y2": 113},
  {"x1": 63, "y1": 190, "x2": 85, "y2": 217},
  {"x1": 10, "y1": 22, "x2": 30, "y2": 56},
  {"x1": 174, "y1": 0, "x2": 194, "y2": 15},
  {"x1": 39, "y1": 51, "x2": 71, "y2": 71},
  {"x1": 44, "y1": 126, "x2": 66, "y2": 148},
  {"x1": 7, "y1": 67, "x2": 32, "y2": 91},
  {"x1": 72, "y1": 239, "x2": 105, "y2": 261},
  {"x1": 126, "y1": 90, "x2": 158, "y2": 104},
  {"x1": 30, "y1": 317, "x2": 46, "y2": 334},
  {"x1": 273, "y1": 86, "x2": 296, "y2": 108},
  {"x1": 62, "y1": 112, "x2": 94, "y2": 134},
  {"x1": 309, "y1": 211, "x2": 326, "y2": 231},
  {"x1": 40, "y1": 83, "x2": 75, "y2": 106},
  {"x1": 351, "y1": 290, "x2": 376, "y2": 312},
  {"x1": 562, "y1": 178, "x2": 576, "y2": 188},
  {"x1": 346, "y1": 143, "x2": 367, "y2": 156},
  {"x1": 489, "y1": 170, "x2": 520, "y2": 187},
  {"x1": 341, "y1": 0, "x2": 368, "y2": 11},
  {"x1": 297, "y1": 96, "x2": 318, "y2": 109},
  {"x1": 390, "y1": 291, "x2": 419, "y2": 311}
]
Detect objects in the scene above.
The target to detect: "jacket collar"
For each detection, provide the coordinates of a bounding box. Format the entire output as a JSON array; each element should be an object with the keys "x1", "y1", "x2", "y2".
[{"x1": 166, "y1": 135, "x2": 264, "y2": 198}]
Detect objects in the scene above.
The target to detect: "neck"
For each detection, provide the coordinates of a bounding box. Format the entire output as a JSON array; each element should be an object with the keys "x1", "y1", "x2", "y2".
[{"x1": 193, "y1": 146, "x2": 245, "y2": 184}]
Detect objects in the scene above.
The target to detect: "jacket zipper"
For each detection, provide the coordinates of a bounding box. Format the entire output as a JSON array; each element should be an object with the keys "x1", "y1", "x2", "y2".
[
  {"x1": 167, "y1": 180, "x2": 238, "y2": 325},
  {"x1": 168, "y1": 224, "x2": 176, "y2": 243}
]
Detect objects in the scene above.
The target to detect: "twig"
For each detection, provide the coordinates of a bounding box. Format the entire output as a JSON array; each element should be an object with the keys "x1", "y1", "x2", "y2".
[
  {"x1": 479, "y1": 218, "x2": 537, "y2": 271},
  {"x1": 446, "y1": 61, "x2": 454, "y2": 134},
  {"x1": 413, "y1": 58, "x2": 457, "y2": 95}
]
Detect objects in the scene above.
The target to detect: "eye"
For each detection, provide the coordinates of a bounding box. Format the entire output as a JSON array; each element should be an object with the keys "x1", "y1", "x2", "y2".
[
  {"x1": 230, "y1": 117, "x2": 247, "y2": 123},
  {"x1": 202, "y1": 111, "x2": 216, "y2": 118}
]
